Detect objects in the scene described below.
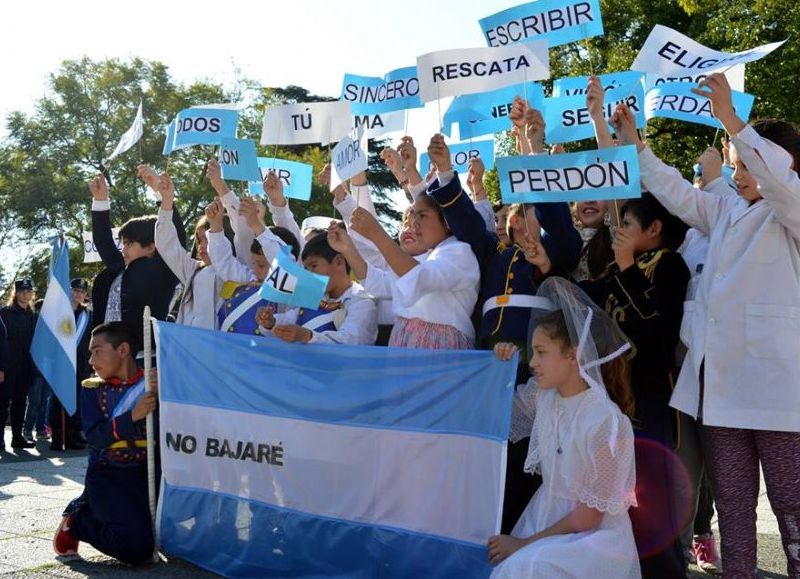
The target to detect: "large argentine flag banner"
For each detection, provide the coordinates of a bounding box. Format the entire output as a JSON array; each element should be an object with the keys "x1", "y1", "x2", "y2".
[
  {"x1": 155, "y1": 322, "x2": 516, "y2": 578},
  {"x1": 31, "y1": 238, "x2": 78, "y2": 415}
]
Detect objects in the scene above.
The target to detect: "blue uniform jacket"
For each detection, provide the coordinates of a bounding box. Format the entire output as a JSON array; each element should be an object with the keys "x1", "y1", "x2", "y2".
[{"x1": 427, "y1": 174, "x2": 582, "y2": 348}]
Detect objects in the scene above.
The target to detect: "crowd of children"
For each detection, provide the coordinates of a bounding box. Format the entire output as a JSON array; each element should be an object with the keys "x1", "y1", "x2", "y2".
[{"x1": 1, "y1": 71, "x2": 798, "y2": 578}]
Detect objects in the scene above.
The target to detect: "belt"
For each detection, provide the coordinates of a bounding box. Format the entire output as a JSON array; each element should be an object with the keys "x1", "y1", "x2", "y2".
[
  {"x1": 482, "y1": 294, "x2": 555, "y2": 316},
  {"x1": 109, "y1": 440, "x2": 148, "y2": 449}
]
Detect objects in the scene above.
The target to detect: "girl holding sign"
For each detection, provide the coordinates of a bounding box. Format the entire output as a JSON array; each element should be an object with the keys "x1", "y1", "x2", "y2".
[
  {"x1": 488, "y1": 278, "x2": 639, "y2": 579},
  {"x1": 612, "y1": 74, "x2": 800, "y2": 578},
  {"x1": 348, "y1": 194, "x2": 480, "y2": 350}
]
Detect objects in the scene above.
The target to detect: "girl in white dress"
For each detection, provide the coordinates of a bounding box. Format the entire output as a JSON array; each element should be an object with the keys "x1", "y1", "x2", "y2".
[{"x1": 489, "y1": 278, "x2": 640, "y2": 578}]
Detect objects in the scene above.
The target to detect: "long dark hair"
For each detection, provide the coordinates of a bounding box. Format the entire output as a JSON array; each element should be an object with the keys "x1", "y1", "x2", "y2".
[
  {"x1": 584, "y1": 225, "x2": 615, "y2": 280},
  {"x1": 536, "y1": 310, "x2": 635, "y2": 419}
]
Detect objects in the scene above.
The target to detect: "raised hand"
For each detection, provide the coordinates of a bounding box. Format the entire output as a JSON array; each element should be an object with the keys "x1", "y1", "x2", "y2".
[
  {"x1": 524, "y1": 107, "x2": 546, "y2": 154},
  {"x1": 206, "y1": 159, "x2": 228, "y2": 196},
  {"x1": 697, "y1": 146, "x2": 723, "y2": 185},
  {"x1": 466, "y1": 157, "x2": 486, "y2": 195},
  {"x1": 157, "y1": 173, "x2": 176, "y2": 210},
  {"x1": 136, "y1": 164, "x2": 161, "y2": 192},
  {"x1": 586, "y1": 76, "x2": 605, "y2": 121},
  {"x1": 509, "y1": 96, "x2": 528, "y2": 131},
  {"x1": 380, "y1": 147, "x2": 404, "y2": 177},
  {"x1": 262, "y1": 170, "x2": 286, "y2": 206},
  {"x1": 521, "y1": 233, "x2": 551, "y2": 273},
  {"x1": 350, "y1": 207, "x2": 385, "y2": 242},
  {"x1": 204, "y1": 197, "x2": 224, "y2": 233},
  {"x1": 427, "y1": 134, "x2": 452, "y2": 173},
  {"x1": 610, "y1": 104, "x2": 643, "y2": 150},
  {"x1": 239, "y1": 195, "x2": 266, "y2": 235},
  {"x1": 327, "y1": 221, "x2": 356, "y2": 255},
  {"x1": 88, "y1": 175, "x2": 109, "y2": 201}
]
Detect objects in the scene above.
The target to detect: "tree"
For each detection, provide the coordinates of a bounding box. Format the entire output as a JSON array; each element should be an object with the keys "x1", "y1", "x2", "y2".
[{"x1": 0, "y1": 58, "x2": 399, "y2": 292}]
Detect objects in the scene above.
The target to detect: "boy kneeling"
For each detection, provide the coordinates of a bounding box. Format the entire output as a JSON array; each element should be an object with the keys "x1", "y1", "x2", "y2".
[{"x1": 54, "y1": 322, "x2": 157, "y2": 565}]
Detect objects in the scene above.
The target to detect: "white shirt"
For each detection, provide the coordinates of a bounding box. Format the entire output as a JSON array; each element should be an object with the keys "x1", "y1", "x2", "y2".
[
  {"x1": 639, "y1": 124, "x2": 800, "y2": 432},
  {"x1": 219, "y1": 191, "x2": 255, "y2": 269},
  {"x1": 155, "y1": 208, "x2": 224, "y2": 330},
  {"x1": 266, "y1": 283, "x2": 378, "y2": 345},
  {"x1": 206, "y1": 227, "x2": 287, "y2": 284},
  {"x1": 361, "y1": 236, "x2": 480, "y2": 342}
]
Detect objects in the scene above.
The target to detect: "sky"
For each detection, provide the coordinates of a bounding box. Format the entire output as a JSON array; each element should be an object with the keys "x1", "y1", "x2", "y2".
[
  {"x1": 0, "y1": 0, "x2": 522, "y2": 277},
  {"x1": 0, "y1": 0, "x2": 520, "y2": 139}
]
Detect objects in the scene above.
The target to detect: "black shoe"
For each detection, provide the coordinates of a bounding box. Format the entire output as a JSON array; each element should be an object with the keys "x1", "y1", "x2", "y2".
[
  {"x1": 50, "y1": 442, "x2": 66, "y2": 452},
  {"x1": 11, "y1": 437, "x2": 36, "y2": 449}
]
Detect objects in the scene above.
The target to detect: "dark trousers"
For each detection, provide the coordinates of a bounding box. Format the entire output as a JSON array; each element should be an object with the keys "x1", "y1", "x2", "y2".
[
  {"x1": 629, "y1": 396, "x2": 690, "y2": 579},
  {"x1": 71, "y1": 462, "x2": 154, "y2": 565},
  {"x1": 0, "y1": 371, "x2": 32, "y2": 439},
  {"x1": 48, "y1": 380, "x2": 83, "y2": 449},
  {"x1": 502, "y1": 437, "x2": 542, "y2": 534}
]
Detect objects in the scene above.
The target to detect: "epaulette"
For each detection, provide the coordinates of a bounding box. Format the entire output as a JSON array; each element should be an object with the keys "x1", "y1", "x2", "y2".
[
  {"x1": 220, "y1": 280, "x2": 243, "y2": 300},
  {"x1": 638, "y1": 248, "x2": 670, "y2": 280},
  {"x1": 81, "y1": 376, "x2": 105, "y2": 389}
]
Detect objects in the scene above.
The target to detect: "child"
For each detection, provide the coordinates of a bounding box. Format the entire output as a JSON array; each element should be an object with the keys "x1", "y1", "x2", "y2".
[
  {"x1": 348, "y1": 192, "x2": 480, "y2": 349},
  {"x1": 205, "y1": 192, "x2": 300, "y2": 335},
  {"x1": 571, "y1": 200, "x2": 614, "y2": 283},
  {"x1": 149, "y1": 169, "x2": 234, "y2": 330},
  {"x1": 580, "y1": 192, "x2": 690, "y2": 578},
  {"x1": 488, "y1": 278, "x2": 638, "y2": 578},
  {"x1": 255, "y1": 231, "x2": 377, "y2": 345},
  {"x1": 612, "y1": 74, "x2": 800, "y2": 578},
  {"x1": 53, "y1": 322, "x2": 157, "y2": 565},
  {"x1": 88, "y1": 174, "x2": 184, "y2": 353}
]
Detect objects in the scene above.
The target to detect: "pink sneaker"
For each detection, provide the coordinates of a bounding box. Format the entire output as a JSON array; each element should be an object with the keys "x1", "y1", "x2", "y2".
[{"x1": 692, "y1": 533, "x2": 722, "y2": 574}]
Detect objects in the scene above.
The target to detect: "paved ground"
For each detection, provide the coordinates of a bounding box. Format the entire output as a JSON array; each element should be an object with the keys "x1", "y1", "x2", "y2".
[{"x1": 0, "y1": 427, "x2": 789, "y2": 578}]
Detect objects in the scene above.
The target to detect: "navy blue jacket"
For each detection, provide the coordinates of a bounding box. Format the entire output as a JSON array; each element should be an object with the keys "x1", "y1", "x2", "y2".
[{"x1": 428, "y1": 175, "x2": 582, "y2": 349}]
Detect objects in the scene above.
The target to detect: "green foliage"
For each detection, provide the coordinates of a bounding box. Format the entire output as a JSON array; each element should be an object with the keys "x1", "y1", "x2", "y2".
[{"x1": 0, "y1": 59, "x2": 398, "y2": 290}]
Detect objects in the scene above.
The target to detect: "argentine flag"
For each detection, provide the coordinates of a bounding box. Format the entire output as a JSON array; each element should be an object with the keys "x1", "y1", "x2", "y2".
[{"x1": 31, "y1": 238, "x2": 78, "y2": 415}]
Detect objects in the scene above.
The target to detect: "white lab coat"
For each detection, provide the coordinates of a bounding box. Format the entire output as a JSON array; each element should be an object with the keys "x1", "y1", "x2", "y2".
[{"x1": 639, "y1": 124, "x2": 800, "y2": 432}]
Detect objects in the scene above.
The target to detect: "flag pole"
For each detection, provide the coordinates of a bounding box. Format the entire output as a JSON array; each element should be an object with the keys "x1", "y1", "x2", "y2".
[{"x1": 143, "y1": 306, "x2": 159, "y2": 563}]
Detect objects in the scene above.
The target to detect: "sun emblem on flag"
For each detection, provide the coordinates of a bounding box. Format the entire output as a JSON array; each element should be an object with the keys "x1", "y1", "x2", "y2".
[{"x1": 59, "y1": 317, "x2": 75, "y2": 337}]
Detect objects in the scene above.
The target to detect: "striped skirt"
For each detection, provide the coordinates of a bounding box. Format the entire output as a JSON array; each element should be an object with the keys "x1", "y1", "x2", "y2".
[{"x1": 388, "y1": 316, "x2": 473, "y2": 350}]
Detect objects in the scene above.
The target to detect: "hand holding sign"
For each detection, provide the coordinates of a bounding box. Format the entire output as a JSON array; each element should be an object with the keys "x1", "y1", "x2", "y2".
[
  {"x1": 610, "y1": 104, "x2": 644, "y2": 150},
  {"x1": 521, "y1": 233, "x2": 551, "y2": 274},
  {"x1": 380, "y1": 147, "x2": 404, "y2": 178},
  {"x1": 524, "y1": 107, "x2": 546, "y2": 154},
  {"x1": 466, "y1": 157, "x2": 486, "y2": 196},
  {"x1": 255, "y1": 306, "x2": 275, "y2": 330},
  {"x1": 319, "y1": 164, "x2": 347, "y2": 202},
  {"x1": 206, "y1": 159, "x2": 228, "y2": 197},
  {"x1": 586, "y1": 76, "x2": 605, "y2": 121},
  {"x1": 157, "y1": 173, "x2": 176, "y2": 210},
  {"x1": 137, "y1": 164, "x2": 161, "y2": 192},
  {"x1": 204, "y1": 198, "x2": 224, "y2": 233},
  {"x1": 427, "y1": 134, "x2": 453, "y2": 173},
  {"x1": 398, "y1": 137, "x2": 422, "y2": 183},
  {"x1": 691, "y1": 73, "x2": 745, "y2": 135},
  {"x1": 509, "y1": 96, "x2": 527, "y2": 131},
  {"x1": 88, "y1": 175, "x2": 109, "y2": 201},
  {"x1": 262, "y1": 170, "x2": 286, "y2": 207},
  {"x1": 326, "y1": 222, "x2": 358, "y2": 256}
]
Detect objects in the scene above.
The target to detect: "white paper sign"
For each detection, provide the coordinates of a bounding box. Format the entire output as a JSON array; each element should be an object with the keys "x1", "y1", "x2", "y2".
[
  {"x1": 631, "y1": 24, "x2": 785, "y2": 75},
  {"x1": 83, "y1": 228, "x2": 121, "y2": 263},
  {"x1": 644, "y1": 63, "x2": 746, "y2": 93},
  {"x1": 330, "y1": 127, "x2": 368, "y2": 191},
  {"x1": 416, "y1": 41, "x2": 549, "y2": 102},
  {"x1": 260, "y1": 101, "x2": 353, "y2": 146},
  {"x1": 353, "y1": 110, "x2": 405, "y2": 138}
]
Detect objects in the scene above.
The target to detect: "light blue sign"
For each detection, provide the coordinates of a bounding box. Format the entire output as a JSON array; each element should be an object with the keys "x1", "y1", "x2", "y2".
[
  {"x1": 443, "y1": 82, "x2": 545, "y2": 140},
  {"x1": 260, "y1": 246, "x2": 329, "y2": 310},
  {"x1": 543, "y1": 81, "x2": 646, "y2": 144},
  {"x1": 172, "y1": 107, "x2": 239, "y2": 148},
  {"x1": 552, "y1": 71, "x2": 644, "y2": 97},
  {"x1": 480, "y1": 0, "x2": 604, "y2": 48},
  {"x1": 163, "y1": 120, "x2": 176, "y2": 156},
  {"x1": 248, "y1": 158, "x2": 314, "y2": 201},
  {"x1": 497, "y1": 145, "x2": 641, "y2": 204},
  {"x1": 341, "y1": 66, "x2": 423, "y2": 115},
  {"x1": 219, "y1": 138, "x2": 260, "y2": 182},
  {"x1": 645, "y1": 82, "x2": 755, "y2": 130},
  {"x1": 419, "y1": 139, "x2": 495, "y2": 174}
]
